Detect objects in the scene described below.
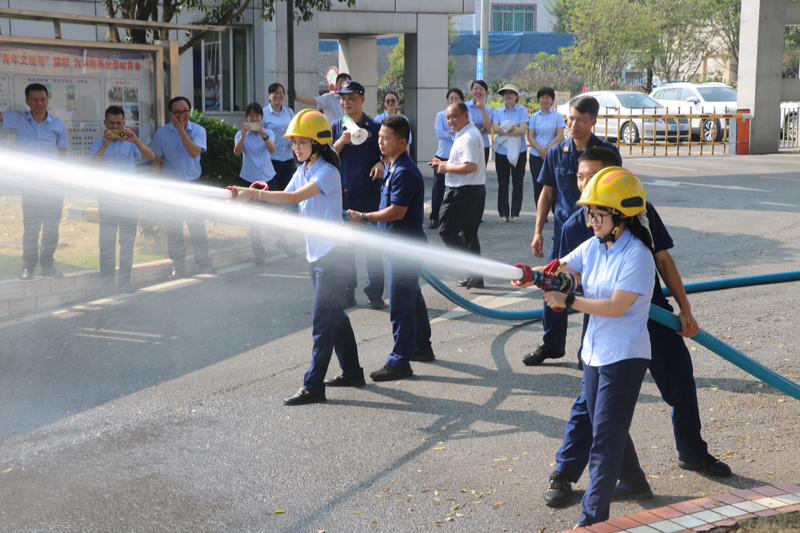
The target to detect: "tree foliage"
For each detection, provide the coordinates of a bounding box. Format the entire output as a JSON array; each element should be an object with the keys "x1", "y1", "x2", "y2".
[
  {"x1": 101, "y1": 0, "x2": 355, "y2": 55},
  {"x1": 563, "y1": 0, "x2": 654, "y2": 91},
  {"x1": 517, "y1": 52, "x2": 585, "y2": 97},
  {"x1": 645, "y1": 0, "x2": 713, "y2": 85},
  {"x1": 546, "y1": 0, "x2": 579, "y2": 34},
  {"x1": 706, "y1": 0, "x2": 740, "y2": 81}
]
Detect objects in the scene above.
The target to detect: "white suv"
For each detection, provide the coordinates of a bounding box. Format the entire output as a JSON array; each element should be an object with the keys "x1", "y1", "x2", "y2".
[{"x1": 650, "y1": 82, "x2": 736, "y2": 141}]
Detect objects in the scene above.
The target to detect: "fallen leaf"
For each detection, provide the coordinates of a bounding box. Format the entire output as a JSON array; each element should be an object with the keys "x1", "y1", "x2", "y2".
[{"x1": 274, "y1": 510, "x2": 285, "y2": 514}]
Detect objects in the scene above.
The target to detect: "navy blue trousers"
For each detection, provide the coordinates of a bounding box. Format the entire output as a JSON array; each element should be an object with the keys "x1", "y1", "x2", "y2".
[
  {"x1": 385, "y1": 256, "x2": 431, "y2": 368},
  {"x1": 495, "y1": 152, "x2": 527, "y2": 218},
  {"x1": 541, "y1": 238, "x2": 568, "y2": 354},
  {"x1": 303, "y1": 248, "x2": 362, "y2": 394},
  {"x1": 344, "y1": 194, "x2": 385, "y2": 301},
  {"x1": 529, "y1": 154, "x2": 545, "y2": 212},
  {"x1": 579, "y1": 358, "x2": 650, "y2": 525},
  {"x1": 555, "y1": 316, "x2": 709, "y2": 484}
]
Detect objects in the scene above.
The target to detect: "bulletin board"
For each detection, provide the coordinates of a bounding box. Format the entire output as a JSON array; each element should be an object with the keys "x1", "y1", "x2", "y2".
[{"x1": 0, "y1": 36, "x2": 164, "y2": 158}]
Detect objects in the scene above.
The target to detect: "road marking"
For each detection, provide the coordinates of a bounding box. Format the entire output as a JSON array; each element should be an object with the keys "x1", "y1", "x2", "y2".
[
  {"x1": 757, "y1": 201, "x2": 798, "y2": 207},
  {"x1": 257, "y1": 273, "x2": 310, "y2": 279},
  {"x1": 78, "y1": 327, "x2": 163, "y2": 338},
  {"x1": 643, "y1": 179, "x2": 767, "y2": 192},
  {"x1": 629, "y1": 162, "x2": 698, "y2": 172},
  {"x1": 74, "y1": 333, "x2": 148, "y2": 343},
  {"x1": 761, "y1": 175, "x2": 800, "y2": 182}
]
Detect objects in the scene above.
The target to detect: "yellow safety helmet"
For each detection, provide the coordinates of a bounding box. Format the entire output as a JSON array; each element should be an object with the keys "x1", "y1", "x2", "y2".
[
  {"x1": 284, "y1": 108, "x2": 333, "y2": 144},
  {"x1": 577, "y1": 166, "x2": 646, "y2": 217}
]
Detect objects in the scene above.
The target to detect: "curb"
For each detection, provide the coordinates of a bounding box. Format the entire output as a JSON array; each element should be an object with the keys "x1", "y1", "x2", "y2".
[{"x1": 565, "y1": 483, "x2": 800, "y2": 533}]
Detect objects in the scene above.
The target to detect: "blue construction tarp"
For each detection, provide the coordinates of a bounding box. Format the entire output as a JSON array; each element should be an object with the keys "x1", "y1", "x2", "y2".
[{"x1": 449, "y1": 32, "x2": 575, "y2": 55}]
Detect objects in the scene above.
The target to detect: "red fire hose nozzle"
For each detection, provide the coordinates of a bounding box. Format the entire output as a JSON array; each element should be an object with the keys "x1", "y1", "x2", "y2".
[
  {"x1": 512, "y1": 263, "x2": 535, "y2": 287},
  {"x1": 249, "y1": 181, "x2": 269, "y2": 190},
  {"x1": 225, "y1": 186, "x2": 238, "y2": 199}
]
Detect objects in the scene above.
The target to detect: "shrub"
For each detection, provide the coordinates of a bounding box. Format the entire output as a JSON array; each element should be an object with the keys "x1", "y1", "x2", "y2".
[{"x1": 190, "y1": 110, "x2": 242, "y2": 188}]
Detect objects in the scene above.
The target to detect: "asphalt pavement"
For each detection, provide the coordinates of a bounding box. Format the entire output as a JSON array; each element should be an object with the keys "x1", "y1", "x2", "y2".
[{"x1": 1, "y1": 152, "x2": 799, "y2": 532}]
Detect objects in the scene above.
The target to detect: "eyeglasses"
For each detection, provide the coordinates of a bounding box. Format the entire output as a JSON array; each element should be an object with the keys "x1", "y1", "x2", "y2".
[
  {"x1": 385, "y1": 99, "x2": 397, "y2": 104},
  {"x1": 171, "y1": 110, "x2": 191, "y2": 116},
  {"x1": 290, "y1": 140, "x2": 309, "y2": 149},
  {"x1": 584, "y1": 210, "x2": 612, "y2": 224}
]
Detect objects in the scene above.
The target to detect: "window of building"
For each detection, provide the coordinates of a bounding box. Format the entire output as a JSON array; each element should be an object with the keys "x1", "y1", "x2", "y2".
[
  {"x1": 192, "y1": 27, "x2": 250, "y2": 113},
  {"x1": 491, "y1": 4, "x2": 536, "y2": 32}
]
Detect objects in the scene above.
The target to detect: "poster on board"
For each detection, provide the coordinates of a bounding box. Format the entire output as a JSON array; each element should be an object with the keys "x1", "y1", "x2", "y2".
[{"x1": 0, "y1": 43, "x2": 157, "y2": 158}]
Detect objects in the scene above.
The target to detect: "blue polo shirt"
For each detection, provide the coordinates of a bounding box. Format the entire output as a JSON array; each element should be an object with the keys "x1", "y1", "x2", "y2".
[
  {"x1": 234, "y1": 129, "x2": 277, "y2": 183},
  {"x1": 529, "y1": 108, "x2": 566, "y2": 157},
  {"x1": 331, "y1": 113, "x2": 382, "y2": 210},
  {"x1": 89, "y1": 137, "x2": 142, "y2": 173},
  {"x1": 562, "y1": 227, "x2": 655, "y2": 367},
  {"x1": 434, "y1": 109, "x2": 455, "y2": 159},
  {"x1": 378, "y1": 151, "x2": 426, "y2": 241},
  {"x1": 492, "y1": 104, "x2": 529, "y2": 155},
  {"x1": 0, "y1": 110, "x2": 68, "y2": 157},
  {"x1": 465, "y1": 100, "x2": 493, "y2": 149},
  {"x1": 560, "y1": 201, "x2": 674, "y2": 311},
  {"x1": 373, "y1": 111, "x2": 412, "y2": 145},
  {"x1": 262, "y1": 104, "x2": 295, "y2": 162},
  {"x1": 285, "y1": 158, "x2": 342, "y2": 262},
  {"x1": 150, "y1": 121, "x2": 206, "y2": 180},
  {"x1": 537, "y1": 134, "x2": 621, "y2": 235}
]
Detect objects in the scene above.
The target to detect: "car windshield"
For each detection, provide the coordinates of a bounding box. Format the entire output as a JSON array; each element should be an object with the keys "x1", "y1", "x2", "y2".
[
  {"x1": 696, "y1": 86, "x2": 737, "y2": 102},
  {"x1": 616, "y1": 93, "x2": 662, "y2": 109}
]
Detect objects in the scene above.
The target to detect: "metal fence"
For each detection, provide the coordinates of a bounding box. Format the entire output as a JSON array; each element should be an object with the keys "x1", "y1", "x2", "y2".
[{"x1": 780, "y1": 105, "x2": 799, "y2": 149}]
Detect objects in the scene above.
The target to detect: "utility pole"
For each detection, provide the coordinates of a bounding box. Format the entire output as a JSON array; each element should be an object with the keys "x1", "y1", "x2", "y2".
[
  {"x1": 287, "y1": 0, "x2": 295, "y2": 109},
  {"x1": 480, "y1": 0, "x2": 489, "y2": 81}
]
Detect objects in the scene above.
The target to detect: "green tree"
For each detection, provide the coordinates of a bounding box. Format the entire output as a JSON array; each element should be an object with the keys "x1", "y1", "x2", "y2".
[
  {"x1": 564, "y1": 0, "x2": 654, "y2": 91},
  {"x1": 101, "y1": 0, "x2": 355, "y2": 54},
  {"x1": 645, "y1": 0, "x2": 712, "y2": 85},
  {"x1": 706, "y1": 0, "x2": 740, "y2": 82},
  {"x1": 547, "y1": 0, "x2": 579, "y2": 33}
]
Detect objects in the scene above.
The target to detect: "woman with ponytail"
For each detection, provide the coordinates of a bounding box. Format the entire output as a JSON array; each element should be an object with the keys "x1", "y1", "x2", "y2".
[{"x1": 231, "y1": 109, "x2": 364, "y2": 406}]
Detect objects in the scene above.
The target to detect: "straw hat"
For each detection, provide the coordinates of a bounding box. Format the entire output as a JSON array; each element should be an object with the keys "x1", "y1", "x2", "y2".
[{"x1": 498, "y1": 83, "x2": 521, "y2": 96}]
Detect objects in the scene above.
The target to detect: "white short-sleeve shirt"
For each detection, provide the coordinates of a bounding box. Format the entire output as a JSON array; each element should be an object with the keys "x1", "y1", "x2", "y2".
[
  {"x1": 445, "y1": 122, "x2": 486, "y2": 187},
  {"x1": 315, "y1": 92, "x2": 344, "y2": 122},
  {"x1": 562, "y1": 228, "x2": 655, "y2": 367}
]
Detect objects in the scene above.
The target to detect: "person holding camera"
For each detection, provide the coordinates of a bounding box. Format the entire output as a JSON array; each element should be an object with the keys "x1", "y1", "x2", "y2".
[{"x1": 90, "y1": 105, "x2": 155, "y2": 295}]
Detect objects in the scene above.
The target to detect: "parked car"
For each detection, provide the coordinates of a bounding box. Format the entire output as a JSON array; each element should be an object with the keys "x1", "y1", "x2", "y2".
[
  {"x1": 557, "y1": 91, "x2": 690, "y2": 144},
  {"x1": 780, "y1": 102, "x2": 798, "y2": 143},
  {"x1": 649, "y1": 82, "x2": 735, "y2": 142}
]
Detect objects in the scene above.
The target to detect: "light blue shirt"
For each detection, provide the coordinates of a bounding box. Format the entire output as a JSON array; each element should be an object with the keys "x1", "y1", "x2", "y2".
[
  {"x1": 465, "y1": 100, "x2": 493, "y2": 148},
  {"x1": 529, "y1": 108, "x2": 566, "y2": 157},
  {"x1": 234, "y1": 129, "x2": 276, "y2": 183},
  {"x1": 0, "y1": 110, "x2": 68, "y2": 157},
  {"x1": 262, "y1": 104, "x2": 295, "y2": 162},
  {"x1": 492, "y1": 104, "x2": 529, "y2": 155},
  {"x1": 285, "y1": 158, "x2": 343, "y2": 262},
  {"x1": 89, "y1": 137, "x2": 142, "y2": 173},
  {"x1": 434, "y1": 109, "x2": 455, "y2": 159},
  {"x1": 150, "y1": 121, "x2": 207, "y2": 180},
  {"x1": 562, "y1": 228, "x2": 655, "y2": 367},
  {"x1": 373, "y1": 111, "x2": 412, "y2": 145}
]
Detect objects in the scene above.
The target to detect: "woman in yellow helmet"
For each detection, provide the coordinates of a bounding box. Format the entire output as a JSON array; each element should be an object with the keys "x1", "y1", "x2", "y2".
[
  {"x1": 541, "y1": 167, "x2": 656, "y2": 527},
  {"x1": 231, "y1": 109, "x2": 364, "y2": 406}
]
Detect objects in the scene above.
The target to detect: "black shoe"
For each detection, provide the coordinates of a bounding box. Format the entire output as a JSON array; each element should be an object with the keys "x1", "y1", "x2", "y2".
[
  {"x1": 456, "y1": 277, "x2": 485, "y2": 289},
  {"x1": 612, "y1": 483, "x2": 654, "y2": 501},
  {"x1": 284, "y1": 247, "x2": 297, "y2": 258},
  {"x1": 410, "y1": 342, "x2": 435, "y2": 362},
  {"x1": 370, "y1": 364, "x2": 413, "y2": 381},
  {"x1": 122, "y1": 283, "x2": 136, "y2": 294},
  {"x1": 254, "y1": 256, "x2": 266, "y2": 265},
  {"x1": 577, "y1": 350, "x2": 584, "y2": 371},
  {"x1": 41, "y1": 268, "x2": 63, "y2": 279},
  {"x1": 678, "y1": 454, "x2": 732, "y2": 477},
  {"x1": 168, "y1": 269, "x2": 185, "y2": 281},
  {"x1": 198, "y1": 263, "x2": 216, "y2": 274},
  {"x1": 324, "y1": 374, "x2": 366, "y2": 387},
  {"x1": 543, "y1": 471, "x2": 574, "y2": 508},
  {"x1": 20, "y1": 268, "x2": 34, "y2": 281},
  {"x1": 343, "y1": 296, "x2": 357, "y2": 309},
  {"x1": 523, "y1": 344, "x2": 565, "y2": 366},
  {"x1": 283, "y1": 388, "x2": 326, "y2": 405},
  {"x1": 428, "y1": 220, "x2": 439, "y2": 230},
  {"x1": 367, "y1": 297, "x2": 386, "y2": 310}
]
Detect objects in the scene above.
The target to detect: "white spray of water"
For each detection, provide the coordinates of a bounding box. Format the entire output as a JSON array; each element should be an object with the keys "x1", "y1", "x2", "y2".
[{"x1": 0, "y1": 150, "x2": 525, "y2": 280}]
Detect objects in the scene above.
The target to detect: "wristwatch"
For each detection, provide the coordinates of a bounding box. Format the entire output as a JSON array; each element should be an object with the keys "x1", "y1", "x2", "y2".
[
  {"x1": 361, "y1": 212, "x2": 368, "y2": 223},
  {"x1": 565, "y1": 294, "x2": 576, "y2": 309}
]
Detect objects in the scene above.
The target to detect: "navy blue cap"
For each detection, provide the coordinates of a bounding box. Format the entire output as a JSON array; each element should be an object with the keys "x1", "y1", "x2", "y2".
[{"x1": 336, "y1": 80, "x2": 365, "y2": 96}]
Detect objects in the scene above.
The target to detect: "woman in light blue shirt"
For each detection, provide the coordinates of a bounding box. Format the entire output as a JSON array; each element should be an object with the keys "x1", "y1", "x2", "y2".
[
  {"x1": 465, "y1": 80, "x2": 493, "y2": 164},
  {"x1": 429, "y1": 88, "x2": 464, "y2": 229},
  {"x1": 373, "y1": 91, "x2": 412, "y2": 145},
  {"x1": 262, "y1": 83, "x2": 296, "y2": 190},
  {"x1": 492, "y1": 83, "x2": 529, "y2": 223},
  {"x1": 537, "y1": 167, "x2": 655, "y2": 527},
  {"x1": 232, "y1": 109, "x2": 363, "y2": 406},
  {"x1": 234, "y1": 102, "x2": 276, "y2": 264},
  {"x1": 528, "y1": 87, "x2": 565, "y2": 223}
]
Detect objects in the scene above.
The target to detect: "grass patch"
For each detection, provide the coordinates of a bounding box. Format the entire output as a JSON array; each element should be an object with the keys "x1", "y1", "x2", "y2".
[{"x1": 722, "y1": 513, "x2": 800, "y2": 533}]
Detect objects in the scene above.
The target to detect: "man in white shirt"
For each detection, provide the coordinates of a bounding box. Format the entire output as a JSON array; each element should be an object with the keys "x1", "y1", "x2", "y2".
[
  {"x1": 295, "y1": 72, "x2": 350, "y2": 122},
  {"x1": 429, "y1": 102, "x2": 486, "y2": 289}
]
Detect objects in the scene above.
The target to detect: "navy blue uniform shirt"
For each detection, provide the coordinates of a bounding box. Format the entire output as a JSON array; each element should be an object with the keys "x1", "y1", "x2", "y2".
[
  {"x1": 378, "y1": 152, "x2": 427, "y2": 241},
  {"x1": 559, "y1": 201, "x2": 674, "y2": 310},
  {"x1": 537, "y1": 134, "x2": 621, "y2": 235},
  {"x1": 332, "y1": 114, "x2": 382, "y2": 209}
]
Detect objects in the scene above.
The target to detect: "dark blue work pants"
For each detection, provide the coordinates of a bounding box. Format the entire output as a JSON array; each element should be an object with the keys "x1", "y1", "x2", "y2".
[
  {"x1": 438, "y1": 184, "x2": 486, "y2": 279},
  {"x1": 579, "y1": 358, "x2": 649, "y2": 526},
  {"x1": 303, "y1": 248, "x2": 362, "y2": 394},
  {"x1": 386, "y1": 256, "x2": 431, "y2": 368},
  {"x1": 541, "y1": 238, "x2": 568, "y2": 355},
  {"x1": 344, "y1": 194, "x2": 384, "y2": 301}
]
